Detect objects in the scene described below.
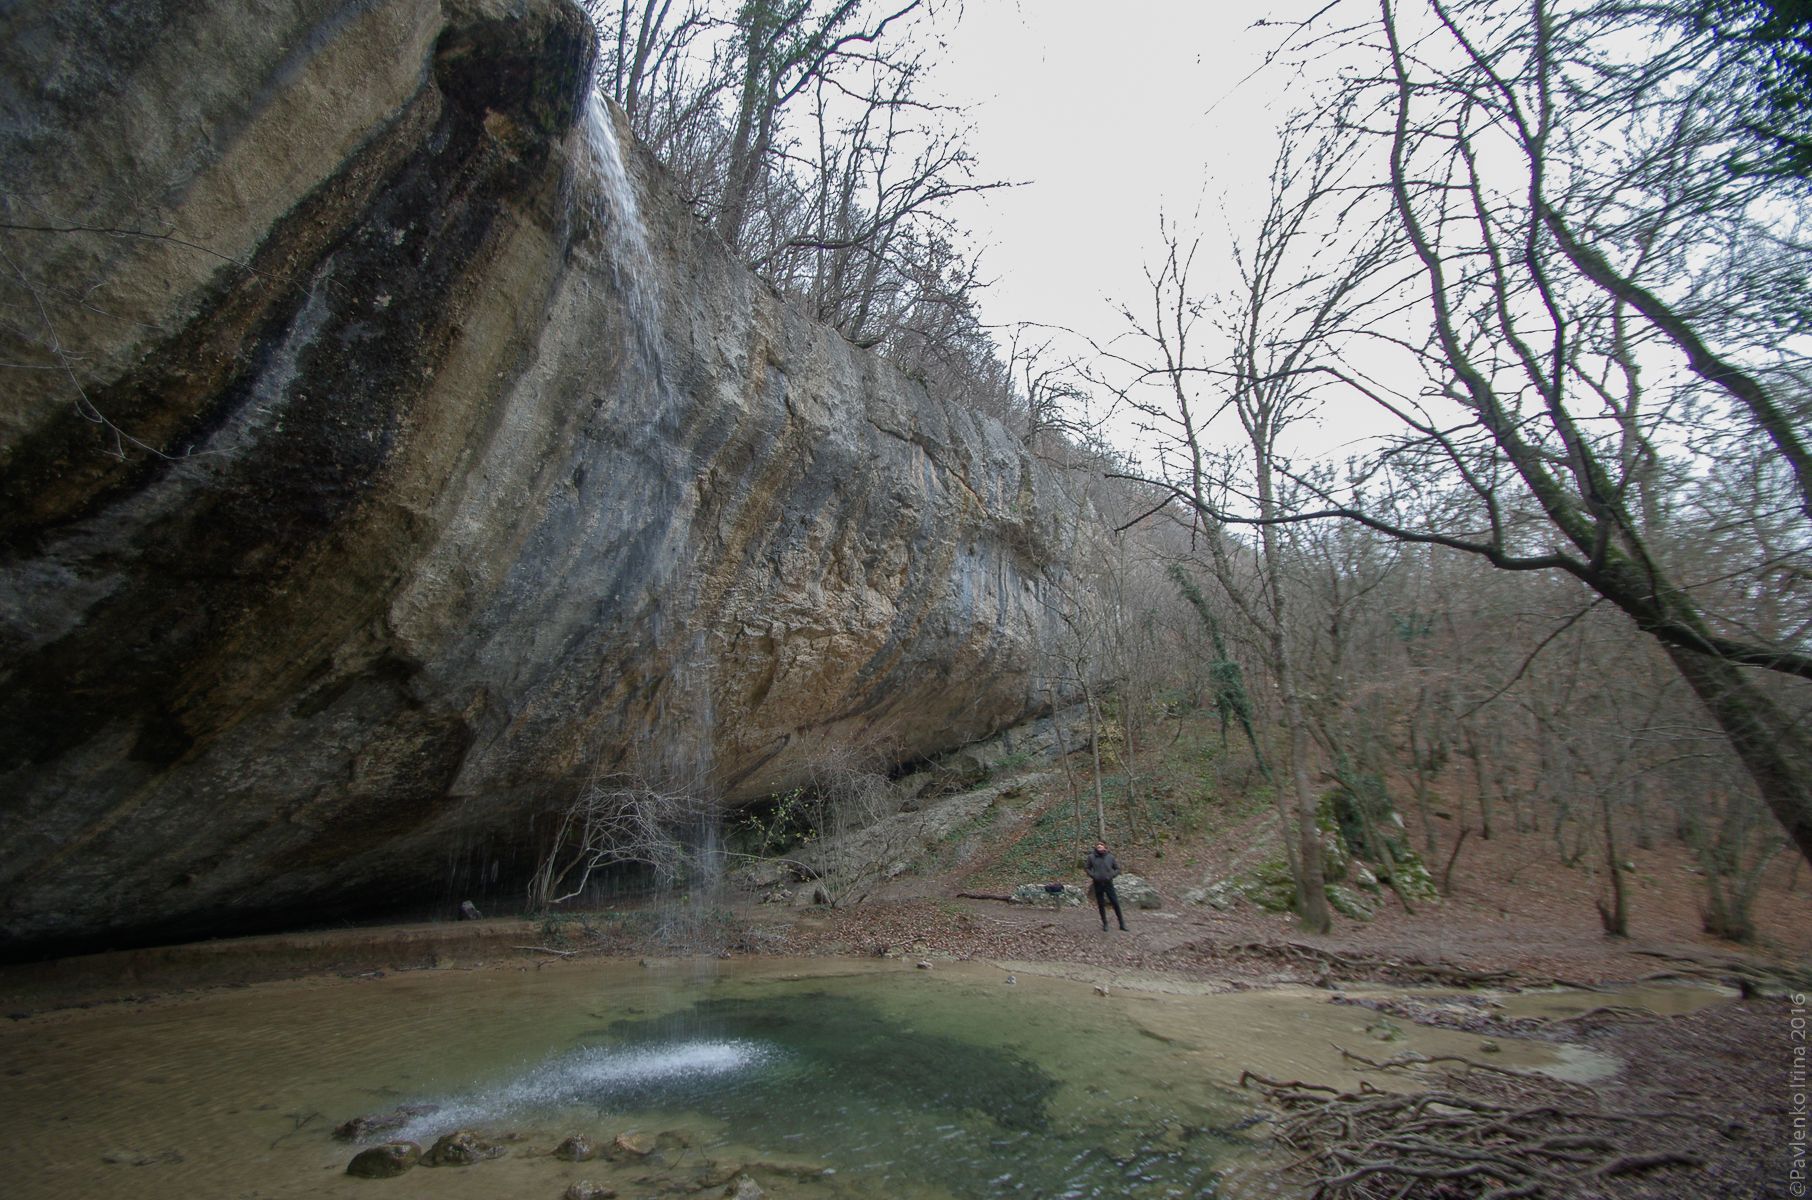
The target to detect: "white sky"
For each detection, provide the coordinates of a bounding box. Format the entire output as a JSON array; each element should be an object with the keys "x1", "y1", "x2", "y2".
[
  {"x1": 927, "y1": 3, "x2": 1306, "y2": 362},
  {"x1": 919, "y1": 1, "x2": 1366, "y2": 457}
]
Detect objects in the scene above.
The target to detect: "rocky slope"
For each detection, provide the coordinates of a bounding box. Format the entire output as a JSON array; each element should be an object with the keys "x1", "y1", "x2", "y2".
[{"x1": 0, "y1": 0, "x2": 1089, "y2": 956}]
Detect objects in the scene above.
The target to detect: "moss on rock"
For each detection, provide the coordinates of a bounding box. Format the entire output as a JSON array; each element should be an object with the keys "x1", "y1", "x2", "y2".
[
  {"x1": 1326, "y1": 884, "x2": 1376, "y2": 920},
  {"x1": 1381, "y1": 850, "x2": 1439, "y2": 901}
]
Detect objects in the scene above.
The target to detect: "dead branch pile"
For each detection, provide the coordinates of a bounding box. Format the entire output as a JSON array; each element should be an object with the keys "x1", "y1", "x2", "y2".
[{"x1": 1238, "y1": 1071, "x2": 1703, "y2": 1199}]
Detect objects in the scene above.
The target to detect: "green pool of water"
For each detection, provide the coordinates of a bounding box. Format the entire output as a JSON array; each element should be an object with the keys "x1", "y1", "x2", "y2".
[{"x1": 1, "y1": 958, "x2": 1268, "y2": 1200}]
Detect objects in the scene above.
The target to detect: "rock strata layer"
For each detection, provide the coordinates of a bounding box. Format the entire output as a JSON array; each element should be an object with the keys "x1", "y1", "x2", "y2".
[{"x1": 0, "y1": 0, "x2": 1086, "y2": 955}]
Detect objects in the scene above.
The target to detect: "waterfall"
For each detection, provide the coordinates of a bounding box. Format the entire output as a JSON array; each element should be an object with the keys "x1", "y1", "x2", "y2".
[
  {"x1": 571, "y1": 98, "x2": 724, "y2": 952},
  {"x1": 644, "y1": 633, "x2": 727, "y2": 953},
  {"x1": 578, "y1": 95, "x2": 665, "y2": 377}
]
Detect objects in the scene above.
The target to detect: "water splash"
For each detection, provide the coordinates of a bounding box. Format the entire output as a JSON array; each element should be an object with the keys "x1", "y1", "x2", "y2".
[{"x1": 395, "y1": 1038, "x2": 774, "y2": 1141}]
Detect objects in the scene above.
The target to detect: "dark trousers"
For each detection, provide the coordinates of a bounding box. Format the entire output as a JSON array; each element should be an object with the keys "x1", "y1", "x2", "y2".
[{"x1": 1092, "y1": 880, "x2": 1125, "y2": 928}]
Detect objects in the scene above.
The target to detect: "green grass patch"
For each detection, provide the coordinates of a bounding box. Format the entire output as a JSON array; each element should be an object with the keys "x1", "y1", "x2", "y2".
[{"x1": 976, "y1": 796, "x2": 1093, "y2": 886}]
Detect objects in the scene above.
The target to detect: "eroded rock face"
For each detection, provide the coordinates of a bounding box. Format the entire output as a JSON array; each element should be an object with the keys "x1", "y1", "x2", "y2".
[{"x1": 0, "y1": 0, "x2": 1086, "y2": 956}]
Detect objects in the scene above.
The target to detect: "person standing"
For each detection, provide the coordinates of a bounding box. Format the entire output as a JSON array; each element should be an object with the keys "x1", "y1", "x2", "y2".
[{"x1": 1085, "y1": 841, "x2": 1127, "y2": 931}]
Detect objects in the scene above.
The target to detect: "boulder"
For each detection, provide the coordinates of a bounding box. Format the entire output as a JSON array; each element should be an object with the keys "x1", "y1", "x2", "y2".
[
  {"x1": 1183, "y1": 880, "x2": 1239, "y2": 911},
  {"x1": 609, "y1": 1132, "x2": 657, "y2": 1160},
  {"x1": 1114, "y1": 874, "x2": 1162, "y2": 909},
  {"x1": 334, "y1": 1104, "x2": 438, "y2": 1141},
  {"x1": 553, "y1": 1134, "x2": 596, "y2": 1162},
  {"x1": 1010, "y1": 883, "x2": 1085, "y2": 908},
  {"x1": 422, "y1": 1130, "x2": 504, "y2": 1167},
  {"x1": 101, "y1": 1148, "x2": 183, "y2": 1166},
  {"x1": 1235, "y1": 861, "x2": 1298, "y2": 913},
  {"x1": 345, "y1": 1142, "x2": 421, "y2": 1178},
  {"x1": 1326, "y1": 884, "x2": 1376, "y2": 921},
  {"x1": 724, "y1": 1174, "x2": 766, "y2": 1200},
  {"x1": 1380, "y1": 851, "x2": 1440, "y2": 901}
]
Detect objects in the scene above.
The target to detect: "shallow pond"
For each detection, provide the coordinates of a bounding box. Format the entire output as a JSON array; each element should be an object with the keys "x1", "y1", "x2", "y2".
[
  {"x1": 0, "y1": 956, "x2": 1730, "y2": 1200},
  {"x1": 5, "y1": 958, "x2": 1273, "y2": 1199}
]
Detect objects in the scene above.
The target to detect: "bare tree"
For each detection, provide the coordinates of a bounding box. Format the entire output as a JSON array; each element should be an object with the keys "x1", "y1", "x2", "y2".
[
  {"x1": 592, "y1": 0, "x2": 719, "y2": 131},
  {"x1": 1363, "y1": 0, "x2": 1812, "y2": 866},
  {"x1": 747, "y1": 740, "x2": 908, "y2": 906},
  {"x1": 1104, "y1": 117, "x2": 1393, "y2": 932},
  {"x1": 530, "y1": 765, "x2": 717, "y2": 909},
  {"x1": 589, "y1": 1, "x2": 1016, "y2": 402},
  {"x1": 713, "y1": 1, "x2": 923, "y2": 252},
  {"x1": 1180, "y1": 0, "x2": 1812, "y2": 867}
]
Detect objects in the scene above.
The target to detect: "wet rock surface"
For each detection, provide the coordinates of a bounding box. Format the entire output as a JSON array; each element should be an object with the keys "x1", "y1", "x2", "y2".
[
  {"x1": 422, "y1": 1129, "x2": 505, "y2": 1166},
  {"x1": 608, "y1": 1131, "x2": 657, "y2": 1160},
  {"x1": 344, "y1": 1141, "x2": 421, "y2": 1178},
  {"x1": 553, "y1": 1133, "x2": 597, "y2": 1161},
  {"x1": 0, "y1": 0, "x2": 1091, "y2": 957},
  {"x1": 333, "y1": 1104, "x2": 440, "y2": 1141}
]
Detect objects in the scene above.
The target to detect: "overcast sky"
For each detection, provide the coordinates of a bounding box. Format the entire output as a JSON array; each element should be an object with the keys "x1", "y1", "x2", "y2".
[
  {"x1": 927, "y1": 3, "x2": 1307, "y2": 362},
  {"x1": 917, "y1": 0, "x2": 1372, "y2": 459}
]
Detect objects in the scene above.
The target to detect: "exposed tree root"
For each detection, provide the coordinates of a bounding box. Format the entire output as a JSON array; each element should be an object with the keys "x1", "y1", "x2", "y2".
[
  {"x1": 1335, "y1": 1045, "x2": 1534, "y2": 1078},
  {"x1": 1540, "y1": 1004, "x2": 1656, "y2": 1026},
  {"x1": 1239, "y1": 1071, "x2": 1704, "y2": 1198},
  {"x1": 1629, "y1": 949, "x2": 1812, "y2": 995},
  {"x1": 1203, "y1": 940, "x2": 1520, "y2": 987},
  {"x1": 512, "y1": 944, "x2": 579, "y2": 958}
]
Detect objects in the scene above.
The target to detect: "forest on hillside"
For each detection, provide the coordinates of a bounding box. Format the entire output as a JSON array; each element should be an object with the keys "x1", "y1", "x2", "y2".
[{"x1": 581, "y1": 0, "x2": 1810, "y2": 943}]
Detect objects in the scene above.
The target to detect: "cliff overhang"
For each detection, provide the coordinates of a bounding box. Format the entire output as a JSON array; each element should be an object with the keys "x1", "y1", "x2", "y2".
[{"x1": 0, "y1": 0, "x2": 1085, "y2": 958}]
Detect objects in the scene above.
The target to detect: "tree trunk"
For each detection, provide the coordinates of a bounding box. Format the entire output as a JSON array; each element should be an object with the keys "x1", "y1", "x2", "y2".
[
  {"x1": 1048, "y1": 680, "x2": 1084, "y2": 854},
  {"x1": 1284, "y1": 692, "x2": 1330, "y2": 932},
  {"x1": 1596, "y1": 794, "x2": 1628, "y2": 937},
  {"x1": 1408, "y1": 717, "x2": 1438, "y2": 855},
  {"x1": 1631, "y1": 777, "x2": 1653, "y2": 850},
  {"x1": 1255, "y1": 455, "x2": 1329, "y2": 934},
  {"x1": 715, "y1": 11, "x2": 777, "y2": 252},
  {"x1": 1440, "y1": 826, "x2": 1470, "y2": 894},
  {"x1": 1082, "y1": 677, "x2": 1107, "y2": 842},
  {"x1": 1466, "y1": 728, "x2": 1495, "y2": 840},
  {"x1": 1664, "y1": 642, "x2": 1812, "y2": 870},
  {"x1": 1121, "y1": 681, "x2": 1141, "y2": 842}
]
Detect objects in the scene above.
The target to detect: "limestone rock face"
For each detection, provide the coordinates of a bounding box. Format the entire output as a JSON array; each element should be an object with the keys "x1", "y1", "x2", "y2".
[{"x1": 0, "y1": 0, "x2": 1086, "y2": 955}]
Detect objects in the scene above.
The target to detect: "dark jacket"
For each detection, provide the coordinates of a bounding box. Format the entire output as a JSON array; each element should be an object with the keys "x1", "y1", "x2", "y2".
[{"x1": 1085, "y1": 849, "x2": 1121, "y2": 884}]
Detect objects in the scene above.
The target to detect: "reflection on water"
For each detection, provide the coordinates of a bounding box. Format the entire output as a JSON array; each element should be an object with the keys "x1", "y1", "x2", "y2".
[
  {"x1": 357, "y1": 974, "x2": 1245, "y2": 1198},
  {"x1": 0, "y1": 958, "x2": 1265, "y2": 1200},
  {"x1": 3, "y1": 955, "x2": 1717, "y2": 1200}
]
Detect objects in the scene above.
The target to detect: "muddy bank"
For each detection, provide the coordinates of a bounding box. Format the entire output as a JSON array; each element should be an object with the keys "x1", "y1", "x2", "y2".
[
  {"x1": 0, "y1": 945, "x2": 1772, "y2": 1200},
  {"x1": 0, "y1": 918, "x2": 542, "y2": 1012},
  {"x1": 2, "y1": 902, "x2": 1797, "y2": 1199}
]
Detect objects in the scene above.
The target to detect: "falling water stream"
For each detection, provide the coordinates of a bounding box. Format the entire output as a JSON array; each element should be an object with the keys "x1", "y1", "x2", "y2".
[{"x1": 579, "y1": 95, "x2": 666, "y2": 381}]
